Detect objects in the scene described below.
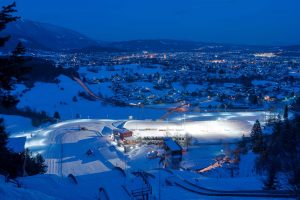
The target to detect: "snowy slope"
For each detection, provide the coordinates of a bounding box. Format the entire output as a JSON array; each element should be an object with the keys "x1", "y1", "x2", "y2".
[
  {"x1": 0, "y1": 175, "x2": 57, "y2": 200},
  {"x1": 0, "y1": 119, "x2": 291, "y2": 200},
  {"x1": 0, "y1": 114, "x2": 34, "y2": 134},
  {"x1": 16, "y1": 74, "x2": 166, "y2": 121}
]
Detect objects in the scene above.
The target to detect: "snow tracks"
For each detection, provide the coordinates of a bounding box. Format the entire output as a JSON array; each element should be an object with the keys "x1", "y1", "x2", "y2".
[{"x1": 167, "y1": 175, "x2": 296, "y2": 198}]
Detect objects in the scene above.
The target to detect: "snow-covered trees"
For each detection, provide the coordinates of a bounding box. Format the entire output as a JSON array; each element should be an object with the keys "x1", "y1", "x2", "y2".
[
  {"x1": 250, "y1": 120, "x2": 264, "y2": 154},
  {"x1": 285, "y1": 116, "x2": 300, "y2": 195},
  {"x1": 0, "y1": 2, "x2": 19, "y2": 46},
  {"x1": 263, "y1": 164, "x2": 279, "y2": 190},
  {"x1": 53, "y1": 111, "x2": 61, "y2": 120},
  {"x1": 0, "y1": 102, "x2": 16, "y2": 177},
  {"x1": 283, "y1": 105, "x2": 288, "y2": 120},
  {"x1": 0, "y1": 118, "x2": 47, "y2": 177},
  {"x1": 0, "y1": 2, "x2": 46, "y2": 178},
  {"x1": 237, "y1": 134, "x2": 248, "y2": 154},
  {"x1": 24, "y1": 149, "x2": 47, "y2": 175},
  {"x1": 0, "y1": 118, "x2": 9, "y2": 152},
  {"x1": 12, "y1": 41, "x2": 26, "y2": 57},
  {"x1": 254, "y1": 113, "x2": 300, "y2": 195},
  {"x1": 0, "y1": 118, "x2": 23, "y2": 177},
  {"x1": 0, "y1": 2, "x2": 30, "y2": 108}
]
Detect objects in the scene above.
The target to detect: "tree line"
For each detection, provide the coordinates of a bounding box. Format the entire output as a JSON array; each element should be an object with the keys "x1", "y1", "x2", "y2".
[
  {"x1": 0, "y1": 2, "x2": 46, "y2": 178},
  {"x1": 247, "y1": 104, "x2": 300, "y2": 196}
]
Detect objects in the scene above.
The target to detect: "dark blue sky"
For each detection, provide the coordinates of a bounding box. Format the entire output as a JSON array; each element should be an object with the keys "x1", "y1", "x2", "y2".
[{"x1": 2, "y1": 0, "x2": 300, "y2": 45}]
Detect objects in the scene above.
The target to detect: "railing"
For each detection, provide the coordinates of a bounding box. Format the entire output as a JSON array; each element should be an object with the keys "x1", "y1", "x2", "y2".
[{"x1": 131, "y1": 186, "x2": 152, "y2": 198}]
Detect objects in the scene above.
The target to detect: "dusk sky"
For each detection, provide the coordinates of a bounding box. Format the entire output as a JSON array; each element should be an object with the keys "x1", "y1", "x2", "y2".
[{"x1": 2, "y1": 0, "x2": 300, "y2": 45}]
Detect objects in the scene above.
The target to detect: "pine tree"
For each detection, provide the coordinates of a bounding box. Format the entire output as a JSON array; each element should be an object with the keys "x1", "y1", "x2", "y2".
[
  {"x1": 0, "y1": 118, "x2": 9, "y2": 152},
  {"x1": 0, "y1": 2, "x2": 29, "y2": 108},
  {"x1": 250, "y1": 120, "x2": 264, "y2": 154},
  {"x1": 72, "y1": 96, "x2": 78, "y2": 102},
  {"x1": 34, "y1": 153, "x2": 47, "y2": 174},
  {"x1": 0, "y1": 118, "x2": 23, "y2": 178},
  {"x1": 287, "y1": 115, "x2": 300, "y2": 196},
  {"x1": 11, "y1": 41, "x2": 26, "y2": 64},
  {"x1": 24, "y1": 149, "x2": 47, "y2": 175},
  {"x1": 0, "y1": 2, "x2": 20, "y2": 47},
  {"x1": 264, "y1": 162, "x2": 279, "y2": 190},
  {"x1": 0, "y1": 2, "x2": 37, "y2": 178},
  {"x1": 238, "y1": 134, "x2": 248, "y2": 154},
  {"x1": 255, "y1": 115, "x2": 300, "y2": 194},
  {"x1": 53, "y1": 111, "x2": 61, "y2": 120},
  {"x1": 283, "y1": 105, "x2": 288, "y2": 120},
  {"x1": 12, "y1": 41, "x2": 26, "y2": 57},
  {"x1": 282, "y1": 119, "x2": 292, "y2": 156}
]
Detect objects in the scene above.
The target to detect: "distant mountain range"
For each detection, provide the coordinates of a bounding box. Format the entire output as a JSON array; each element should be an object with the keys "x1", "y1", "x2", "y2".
[
  {"x1": 0, "y1": 19, "x2": 98, "y2": 51},
  {"x1": 1, "y1": 19, "x2": 300, "y2": 53},
  {"x1": 0, "y1": 20, "x2": 212, "y2": 52}
]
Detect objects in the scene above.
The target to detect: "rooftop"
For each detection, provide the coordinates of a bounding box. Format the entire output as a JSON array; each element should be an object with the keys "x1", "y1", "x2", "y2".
[{"x1": 164, "y1": 137, "x2": 182, "y2": 151}]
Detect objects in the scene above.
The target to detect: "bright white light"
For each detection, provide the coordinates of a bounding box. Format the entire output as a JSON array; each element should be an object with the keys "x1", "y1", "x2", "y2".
[
  {"x1": 52, "y1": 121, "x2": 70, "y2": 128},
  {"x1": 51, "y1": 119, "x2": 95, "y2": 128},
  {"x1": 33, "y1": 150, "x2": 45, "y2": 155},
  {"x1": 25, "y1": 138, "x2": 46, "y2": 148},
  {"x1": 13, "y1": 132, "x2": 32, "y2": 138},
  {"x1": 254, "y1": 53, "x2": 276, "y2": 58},
  {"x1": 41, "y1": 130, "x2": 52, "y2": 136},
  {"x1": 183, "y1": 120, "x2": 249, "y2": 139},
  {"x1": 201, "y1": 113, "x2": 214, "y2": 117}
]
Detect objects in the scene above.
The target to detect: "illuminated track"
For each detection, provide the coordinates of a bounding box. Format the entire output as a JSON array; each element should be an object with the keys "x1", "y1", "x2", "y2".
[{"x1": 73, "y1": 76, "x2": 103, "y2": 100}]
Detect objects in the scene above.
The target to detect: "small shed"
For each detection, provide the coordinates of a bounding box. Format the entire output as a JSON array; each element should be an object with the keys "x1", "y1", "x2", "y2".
[
  {"x1": 163, "y1": 137, "x2": 182, "y2": 169},
  {"x1": 113, "y1": 128, "x2": 133, "y2": 140}
]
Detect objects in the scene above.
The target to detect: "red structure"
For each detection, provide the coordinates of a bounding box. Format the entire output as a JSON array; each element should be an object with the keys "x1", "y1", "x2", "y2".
[{"x1": 113, "y1": 128, "x2": 133, "y2": 140}]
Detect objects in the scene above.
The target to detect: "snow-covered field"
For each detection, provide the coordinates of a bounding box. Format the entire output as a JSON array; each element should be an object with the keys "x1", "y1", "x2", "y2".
[
  {"x1": 124, "y1": 117, "x2": 263, "y2": 143},
  {"x1": 0, "y1": 65, "x2": 290, "y2": 199},
  {"x1": 1, "y1": 119, "x2": 293, "y2": 199}
]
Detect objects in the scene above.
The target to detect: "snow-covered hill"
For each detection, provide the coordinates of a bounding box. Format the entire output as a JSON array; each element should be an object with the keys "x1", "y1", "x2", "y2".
[{"x1": 1, "y1": 19, "x2": 97, "y2": 51}]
